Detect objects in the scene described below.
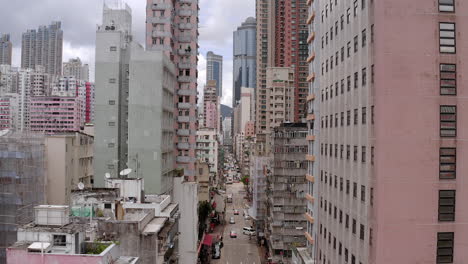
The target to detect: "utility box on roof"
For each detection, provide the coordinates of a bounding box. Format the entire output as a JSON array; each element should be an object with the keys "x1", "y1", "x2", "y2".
[{"x1": 34, "y1": 205, "x2": 70, "y2": 226}]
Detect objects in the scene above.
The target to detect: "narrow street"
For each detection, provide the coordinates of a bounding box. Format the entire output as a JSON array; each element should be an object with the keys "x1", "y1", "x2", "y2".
[{"x1": 212, "y1": 182, "x2": 261, "y2": 264}]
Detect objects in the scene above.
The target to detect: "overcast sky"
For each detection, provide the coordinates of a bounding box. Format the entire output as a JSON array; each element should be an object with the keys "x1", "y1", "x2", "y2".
[{"x1": 0, "y1": 0, "x2": 255, "y2": 107}]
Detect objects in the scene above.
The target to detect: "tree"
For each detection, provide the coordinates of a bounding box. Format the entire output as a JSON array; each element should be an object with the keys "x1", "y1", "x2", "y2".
[
  {"x1": 198, "y1": 201, "x2": 212, "y2": 240},
  {"x1": 241, "y1": 175, "x2": 249, "y2": 186}
]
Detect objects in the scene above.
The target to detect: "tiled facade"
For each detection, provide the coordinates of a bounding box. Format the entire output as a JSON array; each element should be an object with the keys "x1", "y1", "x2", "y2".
[
  {"x1": 29, "y1": 96, "x2": 82, "y2": 134},
  {"x1": 146, "y1": 0, "x2": 199, "y2": 180},
  {"x1": 305, "y1": 0, "x2": 468, "y2": 263}
]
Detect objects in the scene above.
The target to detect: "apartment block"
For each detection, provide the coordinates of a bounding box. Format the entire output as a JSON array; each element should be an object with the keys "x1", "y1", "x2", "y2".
[
  {"x1": 146, "y1": 0, "x2": 199, "y2": 181},
  {"x1": 266, "y1": 67, "x2": 295, "y2": 128},
  {"x1": 16, "y1": 69, "x2": 32, "y2": 132},
  {"x1": 0, "y1": 94, "x2": 18, "y2": 130},
  {"x1": 0, "y1": 65, "x2": 17, "y2": 94},
  {"x1": 0, "y1": 34, "x2": 12, "y2": 66},
  {"x1": 297, "y1": 0, "x2": 468, "y2": 263},
  {"x1": 233, "y1": 17, "x2": 256, "y2": 106},
  {"x1": 206, "y1": 51, "x2": 223, "y2": 97},
  {"x1": 29, "y1": 96, "x2": 82, "y2": 134},
  {"x1": 21, "y1": 22, "x2": 63, "y2": 76},
  {"x1": 45, "y1": 132, "x2": 94, "y2": 205},
  {"x1": 196, "y1": 128, "x2": 219, "y2": 178},
  {"x1": 52, "y1": 76, "x2": 78, "y2": 97},
  {"x1": 128, "y1": 44, "x2": 176, "y2": 195},
  {"x1": 63, "y1": 57, "x2": 90, "y2": 81},
  {"x1": 266, "y1": 123, "x2": 308, "y2": 261},
  {"x1": 202, "y1": 80, "x2": 220, "y2": 131},
  {"x1": 30, "y1": 66, "x2": 51, "y2": 97},
  {"x1": 94, "y1": 3, "x2": 132, "y2": 182}
]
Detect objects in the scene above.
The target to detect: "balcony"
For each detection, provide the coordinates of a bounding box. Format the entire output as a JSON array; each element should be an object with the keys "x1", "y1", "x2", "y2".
[
  {"x1": 179, "y1": 23, "x2": 193, "y2": 30},
  {"x1": 178, "y1": 143, "x2": 190, "y2": 150},
  {"x1": 178, "y1": 116, "x2": 190, "y2": 123},
  {"x1": 178, "y1": 102, "x2": 192, "y2": 109},
  {"x1": 178, "y1": 9, "x2": 193, "y2": 16},
  {"x1": 178, "y1": 35, "x2": 193, "y2": 43},
  {"x1": 177, "y1": 129, "x2": 190, "y2": 136},
  {"x1": 178, "y1": 49, "x2": 195, "y2": 56},
  {"x1": 149, "y1": 16, "x2": 171, "y2": 24},
  {"x1": 152, "y1": 30, "x2": 171, "y2": 38},
  {"x1": 178, "y1": 89, "x2": 196, "y2": 96},
  {"x1": 152, "y1": 3, "x2": 172, "y2": 10},
  {"x1": 178, "y1": 76, "x2": 193, "y2": 83},
  {"x1": 177, "y1": 156, "x2": 191, "y2": 163},
  {"x1": 179, "y1": 62, "x2": 195, "y2": 69}
]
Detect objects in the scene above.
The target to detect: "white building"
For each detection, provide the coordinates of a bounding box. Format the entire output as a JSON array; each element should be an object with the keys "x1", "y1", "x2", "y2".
[
  {"x1": 17, "y1": 68, "x2": 32, "y2": 131},
  {"x1": 196, "y1": 128, "x2": 219, "y2": 177},
  {"x1": 63, "y1": 57, "x2": 89, "y2": 81}
]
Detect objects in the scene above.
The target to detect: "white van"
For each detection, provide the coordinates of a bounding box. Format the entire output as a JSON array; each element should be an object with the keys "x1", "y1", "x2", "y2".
[{"x1": 242, "y1": 227, "x2": 255, "y2": 236}]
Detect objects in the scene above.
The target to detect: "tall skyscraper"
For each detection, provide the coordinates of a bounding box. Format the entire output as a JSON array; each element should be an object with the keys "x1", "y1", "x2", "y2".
[
  {"x1": 206, "y1": 51, "x2": 223, "y2": 97},
  {"x1": 274, "y1": 0, "x2": 309, "y2": 121},
  {"x1": 296, "y1": 0, "x2": 468, "y2": 264},
  {"x1": 21, "y1": 21, "x2": 63, "y2": 76},
  {"x1": 0, "y1": 33, "x2": 12, "y2": 65},
  {"x1": 94, "y1": 3, "x2": 132, "y2": 183},
  {"x1": 63, "y1": 57, "x2": 90, "y2": 81},
  {"x1": 233, "y1": 17, "x2": 256, "y2": 106},
  {"x1": 146, "y1": 0, "x2": 199, "y2": 182}
]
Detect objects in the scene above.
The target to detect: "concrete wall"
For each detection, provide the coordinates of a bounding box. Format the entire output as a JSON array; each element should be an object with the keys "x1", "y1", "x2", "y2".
[
  {"x1": 128, "y1": 45, "x2": 176, "y2": 195},
  {"x1": 173, "y1": 177, "x2": 198, "y2": 264}
]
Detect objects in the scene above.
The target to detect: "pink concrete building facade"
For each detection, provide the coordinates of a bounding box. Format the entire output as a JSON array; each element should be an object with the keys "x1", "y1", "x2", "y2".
[
  {"x1": 30, "y1": 97, "x2": 82, "y2": 134},
  {"x1": 301, "y1": 0, "x2": 468, "y2": 264},
  {"x1": 146, "y1": 0, "x2": 199, "y2": 180}
]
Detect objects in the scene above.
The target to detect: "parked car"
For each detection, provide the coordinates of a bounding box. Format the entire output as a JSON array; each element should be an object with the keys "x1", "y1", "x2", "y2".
[
  {"x1": 230, "y1": 230, "x2": 237, "y2": 238},
  {"x1": 242, "y1": 227, "x2": 256, "y2": 236},
  {"x1": 233, "y1": 209, "x2": 239, "y2": 215},
  {"x1": 229, "y1": 217, "x2": 235, "y2": 224},
  {"x1": 212, "y1": 242, "x2": 221, "y2": 259}
]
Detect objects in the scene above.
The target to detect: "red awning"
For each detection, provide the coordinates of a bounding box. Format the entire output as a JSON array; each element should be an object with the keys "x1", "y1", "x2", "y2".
[{"x1": 202, "y1": 234, "x2": 213, "y2": 246}]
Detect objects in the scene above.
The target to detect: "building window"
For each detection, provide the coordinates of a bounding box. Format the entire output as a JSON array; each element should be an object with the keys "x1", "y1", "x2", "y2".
[
  {"x1": 362, "y1": 0, "x2": 366, "y2": 9},
  {"x1": 362, "y1": 107, "x2": 367, "y2": 124},
  {"x1": 347, "y1": 8, "x2": 351, "y2": 24},
  {"x1": 371, "y1": 146, "x2": 375, "y2": 165},
  {"x1": 354, "y1": 109, "x2": 358, "y2": 125},
  {"x1": 107, "y1": 164, "x2": 115, "y2": 170},
  {"x1": 353, "y1": 182, "x2": 357, "y2": 197},
  {"x1": 346, "y1": 145, "x2": 350, "y2": 160},
  {"x1": 341, "y1": 15, "x2": 344, "y2": 29},
  {"x1": 353, "y1": 0, "x2": 358, "y2": 16},
  {"x1": 437, "y1": 232, "x2": 454, "y2": 263},
  {"x1": 347, "y1": 42, "x2": 351, "y2": 57},
  {"x1": 346, "y1": 180, "x2": 350, "y2": 194},
  {"x1": 347, "y1": 76, "x2": 351, "y2": 91},
  {"x1": 362, "y1": 68, "x2": 367, "y2": 86},
  {"x1": 362, "y1": 146, "x2": 366, "y2": 163},
  {"x1": 439, "y1": 0, "x2": 455, "y2": 12},
  {"x1": 108, "y1": 122, "x2": 115, "y2": 127},
  {"x1": 439, "y1": 22, "x2": 456, "y2": 54},
  {"x1": 361, "y1": 185, "x2": 366, "y2": 202},
  {"x1": 440, "y1": 105, "x2": 456, "y2": 137},
  {"x1": 341, "y1": 79, "x2": 345, "y2": 94},
  {"x1": 53, "y1": 235, "x2": 67, "y2": 247},
  {"x1": 352, "y1": 218, "x2": 357, "y2": 234},
  {"x1": 440, "y1": 64, "x2": 456, "y2": 95},
  {"x1": 440, "y1": 148, "x2": 456, "y2": 179},
  {"x1": 345, "y1": 214, "x2": 349, "y2": 228},
  {"x1": 347, "y1": 110, "x2": 351, "y2": 126},
  {"x1": 108, "y1": 100, "x2": 115, "y2": 105},
  {"x1": 109, "y1": 78, "x2": 116, "y2": 84},
  {"x1": 354, "y1": 35, "x2": 358, "y2": 52},
  {"x1": 354, "y1": 72, "x2": 358, "y2": 89},
  {"x1": 109, "y1": 46, "x2": 117, "y2": 51},
  {"x1": 353, "y1": 146, "x2": 358, "y2": 161},
  {"x1": 362, "y1": 29, "x2": 367, "y2": 47},
  {"x1": 108, "y1": 143, "x2": 115, "y2": 148},
  {"x1": 439, "y1": 190, "x2": 456, "y2": 221}
]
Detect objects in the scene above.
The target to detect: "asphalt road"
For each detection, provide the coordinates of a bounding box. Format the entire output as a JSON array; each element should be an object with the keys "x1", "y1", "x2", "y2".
[{"x1": 212, "y1": 182, "x2": 261, "y2": 264}]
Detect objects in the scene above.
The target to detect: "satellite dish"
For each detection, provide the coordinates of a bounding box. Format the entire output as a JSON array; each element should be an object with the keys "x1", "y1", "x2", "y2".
[
  {"x1": 105, "y1": 172, "x2": 111, "y2": 179},
  {"x1": 77, "y1": 182, "x2": 85, "y2": 190},
  {"x1": 119, "y1": 168, "x2": 133, "y2": 176}
]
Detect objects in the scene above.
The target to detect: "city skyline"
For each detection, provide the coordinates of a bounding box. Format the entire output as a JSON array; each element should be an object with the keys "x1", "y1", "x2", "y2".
[{"x1": 0, "y1": 0, "x2": 254, "y2": 106}]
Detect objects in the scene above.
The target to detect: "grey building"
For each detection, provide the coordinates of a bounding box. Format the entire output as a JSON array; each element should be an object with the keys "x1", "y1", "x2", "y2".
[
  {"x1": 206, "y1": 51, "x2": 223, "y2": 97},
  {"x1": 0, "y1": 34, "x2": 12, "y2": 65},
  {"x1": 128, "y1": 44, "x2": 176, "y2": 195},
  {"x1": 21, "y1": 22, "x2": 63, "y2": 76},
  {"x1": 63, "y1": 57, "x2": 90, "y2": 81},
  {"x1": 94, "y1": 3, "x2": 132, "y2": 186},
  {"x1": 233, "y1": 17, "x2": 256, "y2": 106},
  {"x1": 266, "y1": 123, "x2": 308, "y2": 262}
]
